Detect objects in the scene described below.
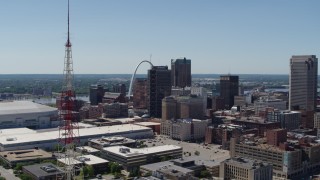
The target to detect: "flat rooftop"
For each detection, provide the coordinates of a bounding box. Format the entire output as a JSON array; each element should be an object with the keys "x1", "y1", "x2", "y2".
[
  {"x1": 141, "y1": 161, "x2": 193, "y2": 174},
  {"x1": 0, "y1": 101, "x2": 57, "y2": 115},
  {"x1": 76, "y1": 146, "x2": 100, "y2": 153},
  {"x1": 223, "y1": 157, "x2": 270, "y2": 169},
  {"x1": 0, "y1": 149, "x2": 52, "y2": 162},
  {"x1": 57, "y1": 158, "x2": 82, "y2": 166},
  {"x1": 0, "y1": 124, "x2": 152, "y2": 145},
  {"x1": 103, "y1": 145, "x2": 182, "y2": 158},
  {"x1": 23, "y1": 163, "x2": 64, "y2": 177},
  {"x1": 76, "y1": 155, "x2": 109, "y2": 165},
  {"x1": 135, "y1": 122, "x2": 161, "y2": 126}
]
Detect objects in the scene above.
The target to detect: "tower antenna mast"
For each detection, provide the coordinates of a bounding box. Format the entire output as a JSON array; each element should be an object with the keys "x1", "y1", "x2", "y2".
[{"x1": 58, "y1": 0, "x2": 80, "y2": 179}]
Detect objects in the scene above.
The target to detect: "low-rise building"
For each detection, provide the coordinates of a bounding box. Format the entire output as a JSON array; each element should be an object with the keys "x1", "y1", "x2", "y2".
[
  {"x1": 76, "y1": 155, "x2": 109, "y2": 174},
  {"x1": 220, "y1": 157, "x2": 273, "y2": 180},
  {"x1": 76, "y1": 146, "x2": 100, "y2": 155},
  {"x1": 22, "y1": 163, "x2": 64, "y2": 180},
  {"x1": 103, "y1": 103, "x2": 128, "y2": 118},
  {"x1": 101, "y1": 145, "x2": 183, "y2": 172},
  {"x1": 230, "y1": 134, "x2": 320, "y2": 179},
  {"x1": 134, "y1": 122, "x2": 161, "y2": 135},
  {"x1": 231, "y1": 117, "x2": 280, "y2": 137},
  {"x1": 88, "y1": 136, "x2": 136, "y2": 150},
  {"x1": 0, "y1": 124, "x2": 153, "y2": 151},
  {"x1": 0, "y1": 149, "x2": 53, "y2": 168}
]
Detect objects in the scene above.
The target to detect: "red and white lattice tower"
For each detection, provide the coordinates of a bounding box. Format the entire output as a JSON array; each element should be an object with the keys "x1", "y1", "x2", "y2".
[{"x1": 58, "y1": 0, "x2": 80, "y2": 179}]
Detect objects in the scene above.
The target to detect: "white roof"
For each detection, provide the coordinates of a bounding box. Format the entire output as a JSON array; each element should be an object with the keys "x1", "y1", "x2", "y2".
[
  {"x1": 0, "y1": 101, "x2": 57, "y2": 115},
  {"x1": 103, "y1": 145, "x2": 182, "y2": 157},
  {"x1": 76, "y1": 146, "x2": 100, "y2": 153},
  {"x1": 77, "y1": 155, "x2": 109, "y2": 165},
  {"x1": 0, "y1": 128, "x2": 36, "y2": 135},
  {"x1": 0, "y1": 124, "x2": 151, "y2": 145},
  {"x1": 114, "y1": 118, "x2": 135, "y2": 123},
  {"x1": 134, "y1": 122, "x2": 161, "y2": 126},
  {"x1": 57, "y1": 158, "x2": 82, "y2": 165}
]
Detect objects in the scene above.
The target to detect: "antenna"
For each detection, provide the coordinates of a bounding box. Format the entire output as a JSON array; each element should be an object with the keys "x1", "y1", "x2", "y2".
[
  {"x1": 66, "y1": 0, "x2": 71, "y2": 47},
  {"x1": 150, "y1": 54, "x2": 152, "y2": 63}
]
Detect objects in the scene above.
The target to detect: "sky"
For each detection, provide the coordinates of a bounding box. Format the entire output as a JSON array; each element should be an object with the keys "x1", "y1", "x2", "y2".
[{"x1": 0, "y1": 0, "x2": 320, "y2": 74}]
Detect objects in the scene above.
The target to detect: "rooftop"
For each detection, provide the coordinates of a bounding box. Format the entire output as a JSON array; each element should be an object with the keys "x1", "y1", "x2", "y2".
[
  {"x1": 0, "y1": 149, "x2": 52, "y2": 162},
  {"x1": 141, "y1": 161, "x2": 193, "y2": 174},
  {"x1": 135, "y1": 122, "x2": 161, "y2": 126},
  {"x1": 76, "y1": 155, "x2": 109, "y2": 165},
  {"x1": 23, "y1": 163, "x2": 64, "y2": 177},
  {"x1": 224, "y1": 157, "x2": 270, "y2": 169},
  {"x1": 0, "y1": 101, "x2": 57, "y2": 115},
  {"x1": 76, "y1": 146, "x2": 100, "y2": 153},
  {"x1": 57, "y1": 158, "x2": 82, "y2": 166},
  {"x1": 0, "y1": 124, "x2": 151, "y2": 145},
  {"x1": 103, "y1": 145, "x2": 182, "y2": 157}
]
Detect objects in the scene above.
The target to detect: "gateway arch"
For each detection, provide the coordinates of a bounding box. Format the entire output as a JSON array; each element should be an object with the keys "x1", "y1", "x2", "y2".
[{"x1": 128, "y1": 60, "x2": 154, "y2": 98}]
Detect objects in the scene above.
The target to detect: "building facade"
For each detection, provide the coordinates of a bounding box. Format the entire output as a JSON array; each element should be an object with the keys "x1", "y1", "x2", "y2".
[
  {"x1": 289, "y1": 55, "x2": 318, "y2": 128},
  {"x1": 147, "y1": 66, "x2": 172, "y2": 118},
  {"x1": 0, "y1": 101, "x2": 59, "y2": 129},
  {"x1": 133, "y1": 78, "x2": 148, "y2": 109},
  {"x1": 171, "y1": 58, "x2": 191, "y2": 88},
  {"x1": 160, "y1": 119, "x2": 209, "y2": 141},
  {"x1": 220, "y1": 157, "x2": 273, "y2": 180},
  {"x1": 90, "y1": 84, "x2": 105, "y2": 105}
]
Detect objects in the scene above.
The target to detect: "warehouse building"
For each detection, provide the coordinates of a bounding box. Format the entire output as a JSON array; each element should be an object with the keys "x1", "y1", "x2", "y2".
[{"x1": 0, "y1": 124, "x2": 153, "y2": 151}]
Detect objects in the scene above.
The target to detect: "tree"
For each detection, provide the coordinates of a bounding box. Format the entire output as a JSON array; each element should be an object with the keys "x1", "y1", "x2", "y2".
[
  {"x1": 86, "y1": 165, "x2": 95, "y2": 177},
  {"x1": 19, "y1": 173, "x2": 33, "y2": 180},
  {"x1": 194, "y1": 151, "x2": 200, "y2": 156},
  {"x1": 199, "y1": 170, "x2": 211, "y2": 178},
  {"x1": 129, "y1": 167, "x2": 140, "y2": 177},
  {"x1": 108, "y1": 162, "x2": 121, "y2": 174},
  {"x1": 0, "y1": 177, "x2": 6, "y2": 180},
  {"x1": 80, "y1": 165, "x2": 94, "y2": 178}
]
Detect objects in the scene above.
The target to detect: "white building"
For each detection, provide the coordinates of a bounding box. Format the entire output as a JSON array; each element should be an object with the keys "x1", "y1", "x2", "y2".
[
  {"x1": 0, "y1": 124, "x2": 153, "y2": 151},
  {"x1": 254, "y1": 98, "x2": 286, "y2": 115},
  {"x1": 161, "y1": 119, "x2": 209, "y2": 141},
  {"x1": 0, "y1": 101, "x2": 58, "y2": 129},
  {"x1": 101, "y1": 145, "x2": 182, "y2": 172}
]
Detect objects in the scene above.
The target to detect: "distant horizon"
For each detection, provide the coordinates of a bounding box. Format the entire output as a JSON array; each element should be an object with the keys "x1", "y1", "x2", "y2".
[{"x1": 1, "y1": 1, "x2": 320, "y2": 74}]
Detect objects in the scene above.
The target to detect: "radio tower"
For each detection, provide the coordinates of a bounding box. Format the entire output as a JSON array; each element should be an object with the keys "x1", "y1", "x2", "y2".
[{"x1": 58, "y1": 0, "x2": 80, "y2": 179}]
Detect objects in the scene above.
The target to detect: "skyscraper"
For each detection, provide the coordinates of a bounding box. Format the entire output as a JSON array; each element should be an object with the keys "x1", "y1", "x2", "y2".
[
  {"x1": 90, "y1": 84, "x2": 105, "y2": 105},
  {"x1": 147, "y1": 66, "x2": 171, "y2": 118},
  {"x1": 289, "y1": 55, "x2": 318, "y2": 128},
  {"x1": 133, "y1": 78, "x2": 147, "y2": 109},
  {"x1": 220, "y1": 75, "x2": 239, "y2": 109},
  {"x1": 171, "y1": 58, "x2": 191, "y2": 88}
]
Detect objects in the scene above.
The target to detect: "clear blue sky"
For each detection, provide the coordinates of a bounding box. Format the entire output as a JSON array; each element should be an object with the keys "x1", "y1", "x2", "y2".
[{"x1": 0, "y1": 0, "x2": 319, "y2": 74}]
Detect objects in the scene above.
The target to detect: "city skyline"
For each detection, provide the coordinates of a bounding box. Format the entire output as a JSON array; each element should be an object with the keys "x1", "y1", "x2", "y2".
[{"x1": 1, "y1": 0, "x2": 320, "y2": 74}]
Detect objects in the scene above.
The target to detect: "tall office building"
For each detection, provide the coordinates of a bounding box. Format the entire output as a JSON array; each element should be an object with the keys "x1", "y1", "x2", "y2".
[
  {"x1": 133, "y1": 78, "x2": 147, "y2": 109},
  {"x1": 220, "y1": 75, "x2": 239, "y2": 109},
  {"x1": 289, "y1": 55, "x2": 318, "y2": 128},
  {"x1": 147, "y1": 66, "x2": 171, "y2": 118},
  {"x1": 112, "y1": 84, "x2": 126, "y2": 96},
  {"x1": 171, "y1": 58, "x2": 191, "y2": 88},
  {"x1": 90, "y1": 84, "x2": 105, "y2": 105}
]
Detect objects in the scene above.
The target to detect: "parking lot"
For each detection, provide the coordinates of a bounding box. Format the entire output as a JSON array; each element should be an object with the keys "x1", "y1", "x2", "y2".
[{"x1": 142, "y1": 135, "x2": 230, "y2": 161}]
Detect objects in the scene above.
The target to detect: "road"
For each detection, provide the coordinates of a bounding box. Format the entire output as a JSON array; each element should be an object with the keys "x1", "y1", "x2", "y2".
[{"x1": 0, "y1": 166, "x2": 20, "y2": 180}]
